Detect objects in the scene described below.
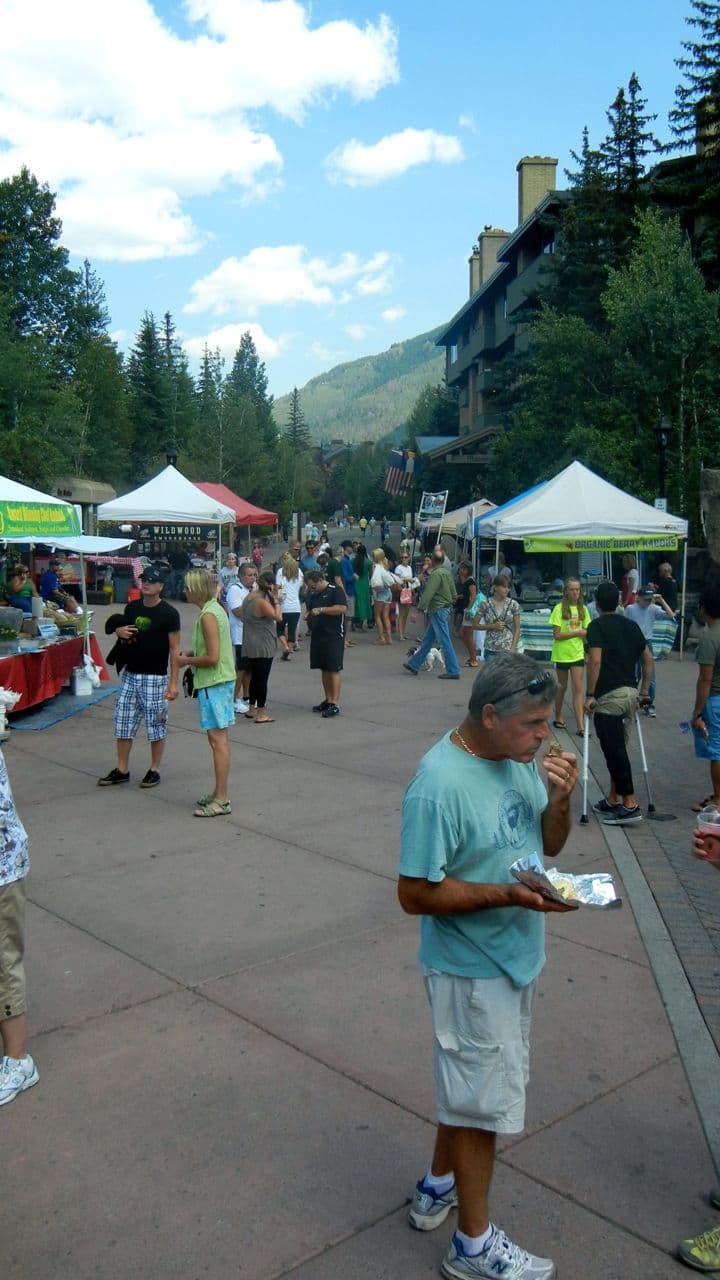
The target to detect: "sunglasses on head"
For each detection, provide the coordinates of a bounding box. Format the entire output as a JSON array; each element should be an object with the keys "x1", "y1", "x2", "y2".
[{"x1": 494, "y1": 671, "x2": 554, "y2": 703}]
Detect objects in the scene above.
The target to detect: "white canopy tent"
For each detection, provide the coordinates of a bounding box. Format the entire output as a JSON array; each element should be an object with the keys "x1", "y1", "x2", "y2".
[
  {"x1": 473, "y1": 461, "x2": 689, "y2": 648},
  {"x1": 3, "y1": 533, "x2": 134, "y2": 661},
  {"x1": 420, "y1": 499, "x2": 496, "y2": 536},
  {"x1": 97, "y1": 465, "x2": 236, "y2": 564}
]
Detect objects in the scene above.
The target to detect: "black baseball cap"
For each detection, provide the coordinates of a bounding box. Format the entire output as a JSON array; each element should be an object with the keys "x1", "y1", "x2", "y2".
[
  {"x1": 140, "y1": 566, "x2": 163, "y2": 583},
  {"x1": 638, "y1": 585, "x2": 654, "y2": 598}
]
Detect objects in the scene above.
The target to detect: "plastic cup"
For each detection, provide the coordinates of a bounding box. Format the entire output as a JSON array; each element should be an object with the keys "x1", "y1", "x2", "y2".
[{"x1": 696, "y1": 809, "x2": 720, "y2": 865}]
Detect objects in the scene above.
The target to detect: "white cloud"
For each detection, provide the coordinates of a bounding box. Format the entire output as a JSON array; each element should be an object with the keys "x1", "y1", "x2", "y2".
[
  {"x1": 184, "y1": 245, "x2": 393, "y2": 315},
  {"x1": 345, "y1": 323, "x2": 368, "y2": 340},
  {"x1": 183, "y1": 322, "x2": 288, "y2": 364},
  {"x1": 0, "y1": 0, "x2": 398, "y2": 259},
  {"x1": 309, "y1": 341, "x2": 338, "y2": 363},
  {"x1": 326, "y1": 127, "x2": 464, "y2": 187},
  {"x1": 381, "y1": 306, "x2": 406, "y2": 322},
  {"x1": 458, "y1": 112, "x2": 477, "y2": 131}
]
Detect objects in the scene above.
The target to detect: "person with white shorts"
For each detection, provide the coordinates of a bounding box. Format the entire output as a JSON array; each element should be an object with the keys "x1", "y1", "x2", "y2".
[{"x1": 398, "y1": 652, "x2": 579, "y2": 1280}]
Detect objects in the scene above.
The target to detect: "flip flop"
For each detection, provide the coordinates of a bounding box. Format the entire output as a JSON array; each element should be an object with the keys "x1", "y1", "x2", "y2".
[
  {"x1": 255, "y1": 716, "x2": 275, "y2": 724},
  {"x1": 553, "y1": 720, "x2": 567, "y2": 729},
  {"x1": 691, "y1": 796, "x2": 715, "y2": 812},
  {"x1": 193, "y1": 800, "x2": 232, "y2": 818},
  {"x1": 244, "y1": 711, "x2": 256, "y2": 719}
]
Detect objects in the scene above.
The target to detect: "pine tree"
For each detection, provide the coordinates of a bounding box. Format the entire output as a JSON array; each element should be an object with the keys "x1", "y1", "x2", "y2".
[
  {"x1": 285, "y1": 387, "x2": 310, "y2": 452},
  {"x1": 601, "y1": 73, "x2": 659, "y2": 197},
  {"x1": 664, "y1": 0, "x2": 720, "y2": 285},
  {"x1": 126, "y1": 312, "x2": 165, "y2": 480},
  {"x1": 542, "y1": 128, "x2": 615, "y2": 326},
  {"x1": 669, "y1": 0, "x2": 720, "y2": 156},
  {"x1": 225, "y1": 331, "x2": 276, "y2": 450}
]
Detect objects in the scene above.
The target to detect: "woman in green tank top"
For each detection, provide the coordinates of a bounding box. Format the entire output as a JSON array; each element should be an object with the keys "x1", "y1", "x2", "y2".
[{"x1": 178, "y1": 570, "x2": 236, "y2": 818}]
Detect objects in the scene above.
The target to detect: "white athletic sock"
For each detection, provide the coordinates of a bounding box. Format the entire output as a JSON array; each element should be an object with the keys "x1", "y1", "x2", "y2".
[
  {"x1": 456, "y1": 1225, "x2": 493, "y2": 1256},
  {"x1": 423, "y1": 1168, "x2": 455, "y2": 1195}
]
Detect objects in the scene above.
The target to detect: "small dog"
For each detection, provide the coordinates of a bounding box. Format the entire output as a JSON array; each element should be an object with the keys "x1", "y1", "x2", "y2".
[{"x1": 405, "y1": 644, "x2": 446, "y2": 672}]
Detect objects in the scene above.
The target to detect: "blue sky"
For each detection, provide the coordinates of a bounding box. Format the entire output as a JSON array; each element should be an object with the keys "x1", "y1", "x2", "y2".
[{"x1": 0, "y1": 0, "x2": 689, "y2": 401}]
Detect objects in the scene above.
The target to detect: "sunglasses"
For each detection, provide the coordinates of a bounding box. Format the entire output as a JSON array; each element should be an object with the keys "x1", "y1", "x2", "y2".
[{"x1": 494, "y1": 671, "x2": 554, "y2": 703}]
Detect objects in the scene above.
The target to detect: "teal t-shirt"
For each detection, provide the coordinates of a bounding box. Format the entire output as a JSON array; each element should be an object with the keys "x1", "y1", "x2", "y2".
[{"x1": 400, "y1": 732, "x2": 549, "y2": 986}]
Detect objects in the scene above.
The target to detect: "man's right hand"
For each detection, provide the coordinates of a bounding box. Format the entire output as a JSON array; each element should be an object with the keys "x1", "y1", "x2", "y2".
[
  {"x1": 510, "y1": 883, "x2": 578, "y2": 913},
  {"x1": 116, "y1": 625, "x2": 138, "y2": 641}
]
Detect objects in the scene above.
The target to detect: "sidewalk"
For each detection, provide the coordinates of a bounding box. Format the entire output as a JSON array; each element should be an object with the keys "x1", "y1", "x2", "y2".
[{"x1": 2, "y1": 609, "x2": 718, "y2": 1280}]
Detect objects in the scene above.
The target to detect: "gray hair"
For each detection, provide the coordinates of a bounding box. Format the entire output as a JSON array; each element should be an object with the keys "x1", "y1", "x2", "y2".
[{"x1": 467, "y1": 651, "x2": 557, "y2": 721}]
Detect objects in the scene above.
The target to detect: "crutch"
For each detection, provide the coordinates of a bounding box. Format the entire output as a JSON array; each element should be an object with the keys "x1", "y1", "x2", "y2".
[
  {"x1": 579, "y1": 714, "x2": 591, "y2": 824},
  {"x1": 634, "y1": 710, "x2": 656, "y2": 814}
]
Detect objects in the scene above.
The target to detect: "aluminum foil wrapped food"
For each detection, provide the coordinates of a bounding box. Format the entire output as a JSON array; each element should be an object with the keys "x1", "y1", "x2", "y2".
[{"x1": 510, "y1": 852, "x2": 622, "y2": 909}]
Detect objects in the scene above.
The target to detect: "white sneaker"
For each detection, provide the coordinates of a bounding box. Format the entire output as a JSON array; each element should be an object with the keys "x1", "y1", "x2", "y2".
[
  {"x1": 441, "y1": 1227, "x2": 556, "y2": 1279},
  {"x1": 0, "y1": 1054, "x2": 39, "y2": 1107},
  {"x1": 234, "y1": 698, "x2": 249, "y2": 713}
]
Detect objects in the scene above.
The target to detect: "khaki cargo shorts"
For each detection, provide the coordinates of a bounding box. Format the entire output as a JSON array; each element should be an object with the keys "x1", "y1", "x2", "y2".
[{"x1": 0, "y1": 878, "x2": 27, "y2": 1020}]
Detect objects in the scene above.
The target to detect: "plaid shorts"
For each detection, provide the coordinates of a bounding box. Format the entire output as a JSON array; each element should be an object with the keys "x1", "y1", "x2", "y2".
[{"x1": 114, "y1": 672, "x2": 169, "y2": 742}]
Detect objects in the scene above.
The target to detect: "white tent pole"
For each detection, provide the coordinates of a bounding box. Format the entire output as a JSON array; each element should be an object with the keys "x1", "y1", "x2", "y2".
[
  {"x1": 79, "y1": 552, "x2": 90, "y2": 658},
  {"x1": 680, "y1": 538, "x2": 688, "y2": 661}
]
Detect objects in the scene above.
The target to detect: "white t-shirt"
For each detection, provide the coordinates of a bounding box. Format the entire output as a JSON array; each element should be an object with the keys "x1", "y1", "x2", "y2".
[
  {"x1": 275, "y1": 567, "x2": 303, "y2": 613},
  {"x1": 226, "y1": 581, "x2": 250, "y2": 645}
]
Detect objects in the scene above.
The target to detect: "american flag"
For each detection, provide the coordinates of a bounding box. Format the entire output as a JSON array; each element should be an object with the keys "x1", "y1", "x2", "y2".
[{"x1": 383, "y1": 449, "x2": 416, "y2": 495}]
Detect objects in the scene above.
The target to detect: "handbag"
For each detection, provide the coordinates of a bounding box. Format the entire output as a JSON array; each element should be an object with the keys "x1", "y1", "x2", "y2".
[
  {"x1": 182, "y1": 667, "x2": 197, "y2": 698},
  {"x1": 399, "y1": 586, "x2": 413, "y2": 605}
]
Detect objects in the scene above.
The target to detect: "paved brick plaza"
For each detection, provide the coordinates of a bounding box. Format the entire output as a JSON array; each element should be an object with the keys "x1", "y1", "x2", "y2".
[{"x1": 3, "y1": 601, "x2": 718, "y2": 1279}]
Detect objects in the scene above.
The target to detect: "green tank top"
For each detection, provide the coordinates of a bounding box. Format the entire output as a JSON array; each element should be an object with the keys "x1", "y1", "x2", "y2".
[{"x1": 193, "y1": 598, "x2": 235, "y2": 689}]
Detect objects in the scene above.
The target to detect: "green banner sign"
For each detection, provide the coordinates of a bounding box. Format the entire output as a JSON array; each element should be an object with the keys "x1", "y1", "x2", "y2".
[
  {"x1": 0, "y1": 500, "x2": 81, "y2": 539},
  {"x1": 523, "y1": 534, "x2": 680, "y2": 553}
]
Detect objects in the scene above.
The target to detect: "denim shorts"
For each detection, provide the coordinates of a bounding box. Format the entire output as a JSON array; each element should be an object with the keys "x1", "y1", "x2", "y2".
[
  {"x1": 424, "y1": 969, "x2": 536, "y2": 1133},
  {"x1": 694, "y1": 694, "x2": 720, "y2": 761},
  {"x1": 197, "y1": 681, "x2": 236, "y2": 731}
]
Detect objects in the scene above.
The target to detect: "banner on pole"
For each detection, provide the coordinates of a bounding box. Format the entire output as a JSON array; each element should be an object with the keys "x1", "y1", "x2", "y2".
[
  {"x1": 418, "y1": 490, "x2": 449, "y2": 520},
  {"x1": 523, "y1": 534, "x2": 680, "y2": 553}
]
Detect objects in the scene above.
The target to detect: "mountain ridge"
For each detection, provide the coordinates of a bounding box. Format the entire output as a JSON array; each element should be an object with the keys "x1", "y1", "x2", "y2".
[{"x1": 274, "y1": 326, "x2": 445, "y2": 444}]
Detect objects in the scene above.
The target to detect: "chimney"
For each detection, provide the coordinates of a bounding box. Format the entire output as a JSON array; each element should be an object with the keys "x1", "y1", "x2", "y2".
[
  {"x1": 516, "y1": 156, "x2": 558, "y2": 224},
  {"x1": 468, "y1": 227, "x2": 508, "y2": 295}
]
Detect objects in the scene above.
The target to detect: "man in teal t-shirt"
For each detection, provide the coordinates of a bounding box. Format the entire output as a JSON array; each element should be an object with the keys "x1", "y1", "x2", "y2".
[{"x1": 398, "y1": 651, "x2": 578, "y2": 1280}]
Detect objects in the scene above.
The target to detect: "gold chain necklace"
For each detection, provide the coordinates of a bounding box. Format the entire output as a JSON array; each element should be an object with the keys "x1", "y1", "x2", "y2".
[{"x1": 453, "y1": 727, "x2": 481, "y2": 758}]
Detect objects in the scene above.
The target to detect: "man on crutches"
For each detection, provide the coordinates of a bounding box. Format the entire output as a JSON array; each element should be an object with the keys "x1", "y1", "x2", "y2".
[{"x1": 583, "y1": 581, "x2": 653, "y2": 826}]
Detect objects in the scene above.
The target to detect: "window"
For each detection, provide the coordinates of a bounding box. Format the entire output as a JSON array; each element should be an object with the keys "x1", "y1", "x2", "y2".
[{"x1": 450, "y1": 342, "x2": 458, "y2": 363}]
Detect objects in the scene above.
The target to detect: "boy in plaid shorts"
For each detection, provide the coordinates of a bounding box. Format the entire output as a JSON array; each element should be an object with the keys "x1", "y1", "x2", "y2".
[
  {"x1": 0, "y1": 745, "x2": 38, "y2": 1106},
  {"x1": 98, "y1": 567, "x2": 180, "y2": 789}
]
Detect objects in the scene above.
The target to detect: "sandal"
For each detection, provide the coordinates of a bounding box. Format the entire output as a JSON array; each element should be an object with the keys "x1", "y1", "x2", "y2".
[
  {"x1": 691, "y1": 796, "x2": 715, "y2": 812},
  {"x1": 193, "y1": 800, "x2": 232, "y2": 818},
  {"x1": 553, "y1": 720, "x2": 567, "y2": 729},
  {"x1": 255, "y1": 715, "x2": 275, "y2": 724},
  {"x1": 244, "y1": 710, "x2": 256, "y2": 719},
  {"x1": 281, "y1": 651, "x2": 291, "y2": 661},
  {"x1": 196, "y1": 792, "x2": 216, "y2": 806},
  {"x1": 465, "y1": 660, "x2": 479, "y2": 668}
]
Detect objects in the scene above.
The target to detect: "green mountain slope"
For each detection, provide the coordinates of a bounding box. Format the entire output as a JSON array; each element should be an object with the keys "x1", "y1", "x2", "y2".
[{"x1": 274, "y1": 327, "x2": 445, "y2": 443}]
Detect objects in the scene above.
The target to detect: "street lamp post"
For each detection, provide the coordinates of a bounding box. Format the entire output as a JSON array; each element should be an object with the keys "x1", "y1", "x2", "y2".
[{"x1": 653, "y1": 416, "x2": 672, "y2": 507}]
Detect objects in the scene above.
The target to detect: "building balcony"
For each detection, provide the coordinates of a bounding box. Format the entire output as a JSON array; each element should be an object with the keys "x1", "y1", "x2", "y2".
[{"x1": 505, "y1": 255, "x2": 549, "y2": 316}]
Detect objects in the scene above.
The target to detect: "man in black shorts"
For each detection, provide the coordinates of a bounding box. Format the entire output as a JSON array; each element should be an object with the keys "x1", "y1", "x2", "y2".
[{"x1": 303, "y1": 569, "x2": 347, "y2": 718}]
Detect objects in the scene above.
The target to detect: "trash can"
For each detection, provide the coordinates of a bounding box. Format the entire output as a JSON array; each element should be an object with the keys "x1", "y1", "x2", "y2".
[{"x1": 113, "y1": 567, "x2": 133, "y2": 603}]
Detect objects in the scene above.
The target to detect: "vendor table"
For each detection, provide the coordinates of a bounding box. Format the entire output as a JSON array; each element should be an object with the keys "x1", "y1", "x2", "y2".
[
  {"x1": 520, "y1": 614, "x2": 678, "y2": 661},
  {"x1": 1, "y1": 635, "x2": 109, "y2": 713}
]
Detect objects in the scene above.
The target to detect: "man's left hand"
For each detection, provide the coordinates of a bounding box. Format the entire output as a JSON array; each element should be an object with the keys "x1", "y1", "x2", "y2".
[
  {"x1": 541, "y1": 750, "x2": 578, "y2": 798},
  {"x1": 165, "y1": 683, "x2": 179, "y2": 701}
]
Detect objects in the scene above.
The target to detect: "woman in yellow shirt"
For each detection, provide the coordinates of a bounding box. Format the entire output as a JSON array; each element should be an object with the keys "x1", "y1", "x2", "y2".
[{"x1": 549, "y1": 577, "x2": 591, "y2": 736}]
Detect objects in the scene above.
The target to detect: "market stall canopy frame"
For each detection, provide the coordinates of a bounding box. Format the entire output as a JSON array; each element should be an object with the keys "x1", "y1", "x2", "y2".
[
  {"x1": 97, "y1": 465, "x2": 236, "y2": 525},
  {"x1": 472, "y1": 461, "x2": 688, "y2": 547},
  {"x1": 194, "y1": 482, "x2": 278, "y2": 527}
]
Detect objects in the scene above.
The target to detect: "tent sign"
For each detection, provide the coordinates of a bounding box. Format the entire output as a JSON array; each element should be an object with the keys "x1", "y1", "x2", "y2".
[
  {"x1": 0, "y1": 501, "x2": 81, "y2": 538},
  {"x1": 524, "y1": 534, "x2": 679, "y2": 553}
]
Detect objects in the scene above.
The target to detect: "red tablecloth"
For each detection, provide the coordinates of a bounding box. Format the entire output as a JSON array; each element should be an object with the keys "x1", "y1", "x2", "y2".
[{"x1": 1, "y1": 635, "x2": 109, "y2": 712}]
